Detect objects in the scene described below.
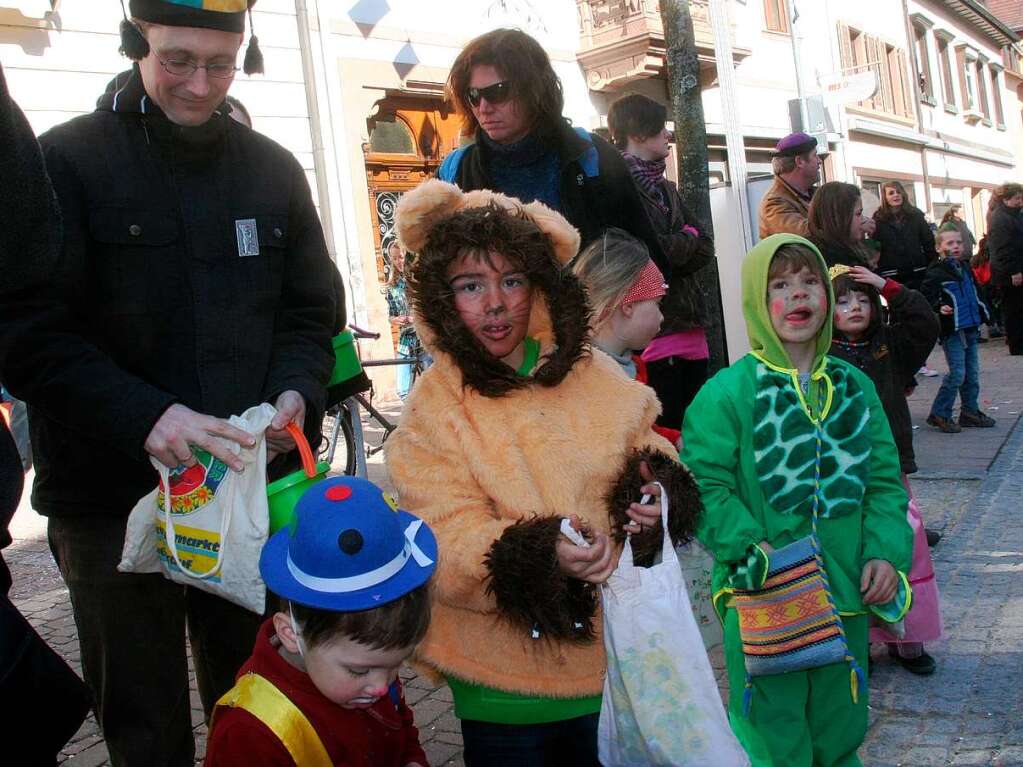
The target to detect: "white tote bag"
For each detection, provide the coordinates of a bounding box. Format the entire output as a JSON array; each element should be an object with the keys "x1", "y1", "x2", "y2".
[
  {"x1": 598, "y1": 483, "x2": 749, "y2": 767},
  {"x1": 118, "y1": 403, "x2": 276, "y2": 614}
]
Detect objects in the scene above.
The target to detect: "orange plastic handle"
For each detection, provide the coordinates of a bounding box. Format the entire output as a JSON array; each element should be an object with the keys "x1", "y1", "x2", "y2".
[{"x1": 285, "y1": 422, "x2": 318, "y2": 478}]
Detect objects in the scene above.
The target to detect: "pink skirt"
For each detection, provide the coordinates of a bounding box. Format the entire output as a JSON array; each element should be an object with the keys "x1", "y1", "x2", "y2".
[{"x1": 870, "y1": 476, "x2": 944, "y2": 644}]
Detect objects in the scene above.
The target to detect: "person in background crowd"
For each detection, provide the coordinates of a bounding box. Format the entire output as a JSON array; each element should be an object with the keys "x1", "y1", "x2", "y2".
[
  {"x1": 384, "y1": 241, "x2": 420, "y2": 399},
  {"x1": 923, "y1": 226, "x2": 995, "y2": 432},
  {"x1": 874, "y1": 181, "x2": 941, "y2": 377},
  {"x1": 759, "y1": 132, "x2": 821, "y2": 239},
  {"x1": 607, "y1": 93, "x2": 715, "y2": 430},
  {"x1": 1, "y1": 3, "x2": 337, "y2": 763},
  {"x1": 985, "y1": 182, "x2": 1023, "y2": 356},
  {"x1": 828, "y1": 264, "x2": 943, "y2": 675},
  {"x1": 807, "y1": 181, "x2": 873, "y2": 268},
  {"x1": 437, "y1": 28, "x2": 669, "y2": 275},
  {"x1": 872, "y1": 181, "x2": 937, "y2": 291},
  {"x1": 940, "y1": 204, "x2": 976, "y2": 257},
  {"x1": 570, "y1": 228, "x2": 679, "y2": 445}
]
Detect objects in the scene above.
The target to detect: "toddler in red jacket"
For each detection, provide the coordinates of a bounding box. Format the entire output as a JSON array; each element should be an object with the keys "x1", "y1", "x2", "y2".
[{"x1": 205, "y1": 476, "x2": 437, "y2": 767}]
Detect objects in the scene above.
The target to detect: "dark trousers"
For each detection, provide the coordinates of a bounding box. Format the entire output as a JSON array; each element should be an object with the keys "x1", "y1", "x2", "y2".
[
  {"x1": 460, "y1": 713, "x2": 601, "y2": 767},
  {"x1": 1002, "y1": 283, "x2": 1023, "y2": 354},
  {"x1": 643, "y1": 355, "x2": 709, "y2": 432},
  {"x1": 48, "y1": 514, "x2": 262, "y2": 767}
]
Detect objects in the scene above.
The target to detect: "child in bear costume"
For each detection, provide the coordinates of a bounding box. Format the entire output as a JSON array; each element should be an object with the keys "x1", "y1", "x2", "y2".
[{"x1": 385, "y1": 179, "x2": 702, "y2": 766}]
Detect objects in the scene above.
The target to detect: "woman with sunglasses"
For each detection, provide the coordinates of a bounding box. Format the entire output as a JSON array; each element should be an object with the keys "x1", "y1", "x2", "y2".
[{"x1": 439, "y1": 28, "x2": 669, "y2": 276}]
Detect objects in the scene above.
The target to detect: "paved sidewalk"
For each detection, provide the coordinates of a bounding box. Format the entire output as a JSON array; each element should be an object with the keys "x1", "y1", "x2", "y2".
[{"x1": 6, "y1": 338, "x2": 1023, "y2": 765}]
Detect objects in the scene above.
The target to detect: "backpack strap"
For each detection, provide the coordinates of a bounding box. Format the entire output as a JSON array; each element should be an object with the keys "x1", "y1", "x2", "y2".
[
  {"x1": 571, "y1": 126, "x2": 600, "y2": 179},
  {"x1": 438, "y1": 144, "x2": 470, "y2": 183},
  {"x1": 213, "y1": 673, "x2": 333, "y2": 767}
]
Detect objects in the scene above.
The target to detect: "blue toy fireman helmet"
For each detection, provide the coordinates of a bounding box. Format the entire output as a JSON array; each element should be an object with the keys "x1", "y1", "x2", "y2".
[{"x1": 260, "y1": 476, "x2": 437, "y2": 610}]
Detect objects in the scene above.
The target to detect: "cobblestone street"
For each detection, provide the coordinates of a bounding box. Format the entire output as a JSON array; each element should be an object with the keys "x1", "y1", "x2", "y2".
[{"x1": 7, "y1": 340, "x2": 1023, "y2": 766}]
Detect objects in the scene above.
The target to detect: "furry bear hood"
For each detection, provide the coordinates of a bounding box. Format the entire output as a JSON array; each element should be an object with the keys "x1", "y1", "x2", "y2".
[{"x1": 393, "y1": 179, "x2": 590, "y2": 397}]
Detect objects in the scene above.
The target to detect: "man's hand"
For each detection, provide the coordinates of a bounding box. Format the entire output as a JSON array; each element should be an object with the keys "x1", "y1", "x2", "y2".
[
  {"x1": 144, "y1": 404, "x2": 254, "y2": 471},
  {"x1": 622, "y1": 460, "x2": 662, "y2": 534},
  {"x1": 860, "y1": 559, "x2": 897, "y2": 605},
  {"x1": 861, "y1": 217, "x2": 877, "y2": 237},
  {"x1": 266, "y1": 390, "x2": 307, "y2": 462},
  {"x1": 940, "y1": 305, "x2": 954, "y2": 315},
  {"x1": 847, "y1": 265, "x2": 886, "y2": 291},
  {"x1": 557, "y1": 521, "x2": 614, "y2": 584},
  {"x1": 1012, "y1": 272, "x2": 1023, "y2": 287}
]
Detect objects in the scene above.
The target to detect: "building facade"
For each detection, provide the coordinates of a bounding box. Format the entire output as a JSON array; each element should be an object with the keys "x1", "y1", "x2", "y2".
[{"x1": 2, "y1": 0, "x2": 1020, "y2": 375}]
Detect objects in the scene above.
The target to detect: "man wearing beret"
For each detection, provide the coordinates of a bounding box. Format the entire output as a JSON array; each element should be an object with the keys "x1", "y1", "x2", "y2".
[
  {"x1": 757, "y1": 131, "x2": 821, "y2": 239},
  {"x1": 1, "y1": 2, "x2": 337, "y2": 763}
]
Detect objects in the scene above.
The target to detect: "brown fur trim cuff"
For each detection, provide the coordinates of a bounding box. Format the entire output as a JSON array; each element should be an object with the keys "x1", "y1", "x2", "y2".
[
  {"x1": 483, "y1": 517, "x2": 597, "y2": 643},
  {"x1": 607, "y1": 449, "x2": 704, "y2": 567}
]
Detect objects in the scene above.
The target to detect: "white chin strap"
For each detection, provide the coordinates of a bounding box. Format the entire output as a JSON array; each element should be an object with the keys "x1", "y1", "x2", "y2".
[{"x1": 286, "y1": 519, "x2": 433, "y2": 595}]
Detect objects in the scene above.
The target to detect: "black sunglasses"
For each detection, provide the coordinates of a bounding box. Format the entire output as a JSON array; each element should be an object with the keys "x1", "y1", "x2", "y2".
[{"x1": 466, "y1": 81, "x2": 512, "y2": 108}]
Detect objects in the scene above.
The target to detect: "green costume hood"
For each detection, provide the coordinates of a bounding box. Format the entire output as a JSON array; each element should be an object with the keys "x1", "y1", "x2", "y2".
[{"x1": 741, "y1": 234, "x2": 833, "y2": 371}]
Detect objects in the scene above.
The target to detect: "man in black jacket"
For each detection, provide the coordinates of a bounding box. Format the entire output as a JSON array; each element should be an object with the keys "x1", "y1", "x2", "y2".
[
  {"x1": 1, "y1": 2, "x2": 336, "y2": 763},
  {"x1": 437, "y1": 28, "x2": 669, "y2": 275}
]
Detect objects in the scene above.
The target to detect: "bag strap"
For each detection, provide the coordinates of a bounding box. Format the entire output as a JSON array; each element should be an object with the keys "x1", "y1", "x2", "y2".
[
  {"x1": 160, "y1": 457, "x2": 237, "y2": 581},
  {"x1": 213, "y1": 673, "x2": 333, "y2": 767}
]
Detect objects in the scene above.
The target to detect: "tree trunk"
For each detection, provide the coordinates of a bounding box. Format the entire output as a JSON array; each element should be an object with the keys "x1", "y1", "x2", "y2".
[{"x1": 660, "y1": 0, "x2": 729, "y2": 372}]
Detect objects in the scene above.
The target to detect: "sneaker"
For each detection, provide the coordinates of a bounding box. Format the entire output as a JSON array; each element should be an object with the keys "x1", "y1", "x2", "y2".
[
  {"x1": 891, "y1": 650, "x2": 937, "y2": 676},
  {"x1": 919, "y1": 366, "x2": 940, "y2": 377},
  {"x1": 959, "y1": 409, "x2": 996, "y2": 428},
  {"x1": 926, "y1": 414, "x2": 961, "y2": 433},
  {"x1": 925, "y1": 529, "x2": 942, "y2": 547}
]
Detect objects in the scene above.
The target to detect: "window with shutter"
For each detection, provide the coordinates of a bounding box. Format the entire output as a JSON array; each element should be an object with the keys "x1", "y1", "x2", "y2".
[
  {"x1": 837, "y1": 22, "x2": 854, "y2": 71},
  {"x1": 913, "y1": 24, "x2": 934, "y2": 103},
  {"x1": 976, "y1": 59, "x2": 990, "y2": 120},
  {"x1": 764, "y1": 0, "x2": 790, "y2": 33},
  {"x1": 990, "y1": 66, "x2": 1005, "y2": 127},
  {"x1": 937, "y1": 36, "x2": 957, "y2": 108}
]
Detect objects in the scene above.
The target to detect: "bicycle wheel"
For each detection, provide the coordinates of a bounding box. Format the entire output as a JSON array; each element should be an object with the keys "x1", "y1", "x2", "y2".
[{"x1": 320, "y1": 404, "x2": 357, "y2": 475}]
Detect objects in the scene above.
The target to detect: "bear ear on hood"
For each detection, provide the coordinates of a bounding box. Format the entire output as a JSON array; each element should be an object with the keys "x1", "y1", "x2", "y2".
[
  {"x1": 394, "y1": 179, "x2": 581, "y2": 266},
  {"x1": 394, "y1": 179, "x2": 464, "y2": 254},
  {"x1": 520, "y1": 200, "x2": 581, "y2": 266}
]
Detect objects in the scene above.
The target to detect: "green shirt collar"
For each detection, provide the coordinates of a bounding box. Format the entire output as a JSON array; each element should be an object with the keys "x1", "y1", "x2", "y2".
[{"x1": 515, "y1": 337, "x2": 541, "y2": 377}]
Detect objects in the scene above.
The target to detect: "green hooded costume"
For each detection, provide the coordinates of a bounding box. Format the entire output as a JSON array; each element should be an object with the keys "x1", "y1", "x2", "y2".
[{"x1": 681, "y1": 234, "x2": 913, "y2": 767}]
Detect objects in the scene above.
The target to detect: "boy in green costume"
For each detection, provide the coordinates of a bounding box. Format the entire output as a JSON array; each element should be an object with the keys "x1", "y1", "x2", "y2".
[{"x1": 681, "y1": 234, "x2": 913, "y2": 766}]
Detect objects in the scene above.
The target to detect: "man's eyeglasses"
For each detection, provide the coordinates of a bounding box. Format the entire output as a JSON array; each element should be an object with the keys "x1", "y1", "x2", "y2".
[
  {"x1": 158, "y1": 58, "x2": 238, "y2": 80},
  {"x1": 466, "y1": 81, "x2": 512, "y2": 108}
]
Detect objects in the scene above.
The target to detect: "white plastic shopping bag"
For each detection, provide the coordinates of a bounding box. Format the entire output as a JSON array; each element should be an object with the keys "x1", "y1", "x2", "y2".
[
  {"x1": 118, "y1": 403, "x2": 276, "y2": 613},
  {"x1": 598, "y1": 483, "x2": 749, "y2": 767}
]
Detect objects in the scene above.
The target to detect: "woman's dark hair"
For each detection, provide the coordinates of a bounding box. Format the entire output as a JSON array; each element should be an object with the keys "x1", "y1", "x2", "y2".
[
  {"x1": 874, "y1": 180, "x2": 921, "y2": 223},
  {"x1": 989, "y1": 182, "x2": 1023, "y2": 213},
  {"x1": 407, "y1": 203, "x2": 589, "y2": 397},
  {"x1": 446, "y1": 28, "x2": 564, "y2": 138},
  {"x1": 809, "y1": 182, "x2": 861, "y2": 248},
  {"x1": 606, "y1": 94, "x2": 667, "y2": 150},
  {"x1": 939, "y1": 205, "x2": 961, "y2": 226},
  {"x1": 285, "y1": 583, "x2": 432, "y2": 651}
]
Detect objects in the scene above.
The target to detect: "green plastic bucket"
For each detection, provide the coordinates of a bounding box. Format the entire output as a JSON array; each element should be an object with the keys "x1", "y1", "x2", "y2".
[
  {"x1": 328, "y1": 330, "x2": 363, "y2": 387},
  {"x1": 266, "y1": 423, "x2": 329, "y2": 534}
]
